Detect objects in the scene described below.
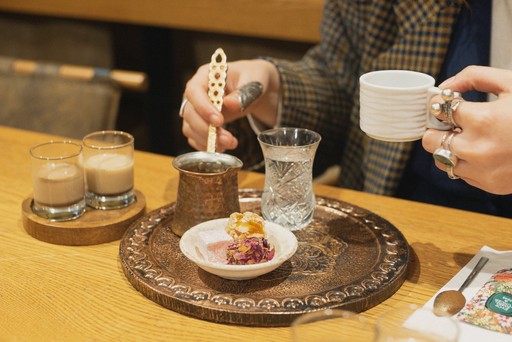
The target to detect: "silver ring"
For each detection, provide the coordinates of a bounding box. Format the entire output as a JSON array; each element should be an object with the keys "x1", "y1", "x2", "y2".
[
  {"x1": 446, "y1": 165, "x2": 460, "y2": 179},
  {"x1": 445, "y1": 99, "x2": 462, "y2": 127},
  {"x1": 179, "y1": 98, "x2": 188, "y2": 118},
  {"x1": 433, "y1": 132, "x2": 458, "y2": 167},
  {"x1": 238, "y1": 81, "x2": 263, "y2": 112},
  {"x1": 444, "y1": 102, "x2": 454, "y2": 126},
  {"x1": 441, "y1": 88, "x2": 455, "y2": 102},
  {"x1": 434, "y1": 88, "x2": 463, "y2": 127},
  {"x1": 430, "y1": 102, "x2": 442, "y2": 117},
  {"x1": 449, "y1": 99, "x2": 462, "y2": 127},
  {"x1": 433, "y1": 147, "x2": 457, "y2": 167},
  {"x1": 446, "y1": 130, "x2": 457, "y2": 152}
]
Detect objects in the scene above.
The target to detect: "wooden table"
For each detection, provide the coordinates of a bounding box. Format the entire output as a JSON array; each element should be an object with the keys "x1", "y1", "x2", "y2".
[
  {"x1": 0, "y1": 0, "x2": 323, "y2": 43},
  {"x1": 1, "y1": 125, "x2": 511, "y2": 341}
]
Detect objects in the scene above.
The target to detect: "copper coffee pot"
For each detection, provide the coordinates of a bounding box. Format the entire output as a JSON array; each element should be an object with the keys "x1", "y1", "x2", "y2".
[{"x1": 171, "y1": 151, "x2": 243, "y2": 236}]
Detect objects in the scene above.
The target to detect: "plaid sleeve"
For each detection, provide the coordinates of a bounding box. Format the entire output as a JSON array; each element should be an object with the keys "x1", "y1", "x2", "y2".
[
  {"x1": 226, "y1": 0, "x2": 460, "y2": 191},
  {"x1": 262, "y1": 0, "x2": 365, "y2": 175},
  {"x1": 226, "y1": 0, "x2": 360, "y2": 175}
]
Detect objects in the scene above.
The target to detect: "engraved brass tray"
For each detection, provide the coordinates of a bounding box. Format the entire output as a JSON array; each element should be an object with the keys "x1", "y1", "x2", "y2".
[{"x1": 119, "y1": 189, "x2": 409, "y2": 326}]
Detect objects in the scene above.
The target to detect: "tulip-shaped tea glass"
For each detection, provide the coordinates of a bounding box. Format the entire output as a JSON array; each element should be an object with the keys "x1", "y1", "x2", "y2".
[
  {"x1": 30, "y1": 141, "x2": 85, "y2": 221},
  {"x1": 83, "y1": 130, "x2": 135, "y2": 209},
  {"x1": 258, "y1": 127, "x2": 321, "y2": 231}
]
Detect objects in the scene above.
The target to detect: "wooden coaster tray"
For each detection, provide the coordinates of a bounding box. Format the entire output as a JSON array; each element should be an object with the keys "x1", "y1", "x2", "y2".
[
  {"x1": 22, "y1": 189, "x2": 146, "y2": 245},
  {"x1": 119, "y1": 189, "x2": 410, "y2": 327}
]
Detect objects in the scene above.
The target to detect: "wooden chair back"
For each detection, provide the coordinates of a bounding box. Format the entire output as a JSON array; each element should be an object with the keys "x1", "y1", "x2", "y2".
[{"x1": 0, "y1": 56, "x2": 147, "y2": 139}]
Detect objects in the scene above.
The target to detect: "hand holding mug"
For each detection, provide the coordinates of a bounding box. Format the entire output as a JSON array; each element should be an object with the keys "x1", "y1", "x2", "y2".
[{"x1": 422, "y1": 66, "x2": 512, "y2": 194}]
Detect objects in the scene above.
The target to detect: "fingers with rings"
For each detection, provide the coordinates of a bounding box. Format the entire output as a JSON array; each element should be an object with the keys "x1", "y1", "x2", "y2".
[
  {"x1": 429, "y1": 88, "x2": 462, "y2": 128},
  {"x1": 432, "y1": 130, "x2": 461, "y2": 179},
  {"x1": 445, "y1": 131, "x2": 460, "y2": 179},
  {"x1": 433, "y1": 131, "x2": 458, "y2": 168}
]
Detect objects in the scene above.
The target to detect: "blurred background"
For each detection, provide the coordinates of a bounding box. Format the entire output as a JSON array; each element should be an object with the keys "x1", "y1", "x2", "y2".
[{"x1": 0, "y1": 2, "x2": 320, "y2": 157}]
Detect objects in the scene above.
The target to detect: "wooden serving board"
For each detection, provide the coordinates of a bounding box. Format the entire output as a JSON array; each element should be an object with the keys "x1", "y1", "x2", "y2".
[{"x1": 22, "y1": 189, "x2": 145, "y2": 245}]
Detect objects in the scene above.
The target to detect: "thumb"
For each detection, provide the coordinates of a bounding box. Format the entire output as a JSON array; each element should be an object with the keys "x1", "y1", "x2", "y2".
[{"x1": 222, "y1": 81, "x2": 264, "y2": 120}]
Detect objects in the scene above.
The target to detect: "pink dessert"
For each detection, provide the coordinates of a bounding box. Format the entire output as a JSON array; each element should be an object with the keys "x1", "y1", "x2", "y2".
[
  {"x1": 197, "y1": 212, "x2": 275, "y2": 265},
  {"x1": 197, "y1": 230, "x2": 231, "y2": 264}
]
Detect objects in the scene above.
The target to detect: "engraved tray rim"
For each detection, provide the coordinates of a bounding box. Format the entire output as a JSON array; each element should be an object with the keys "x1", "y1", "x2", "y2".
[{"x1": 119, "y1": 189, "x2": 410, "y2": 327}]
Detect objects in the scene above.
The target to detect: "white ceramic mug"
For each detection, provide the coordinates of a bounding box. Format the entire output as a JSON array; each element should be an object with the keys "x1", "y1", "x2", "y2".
[{"x1": 359, "y1": 70, "x2": 452, "y2": 142}]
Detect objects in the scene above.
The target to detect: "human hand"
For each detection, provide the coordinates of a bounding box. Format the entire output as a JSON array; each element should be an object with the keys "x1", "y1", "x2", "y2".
[
  {"x1": 423, "y1": 66, "x2": 512, "y2": 194},
  {"x1": 180, "y1": 59, "x2": 280, "y2": 152}
]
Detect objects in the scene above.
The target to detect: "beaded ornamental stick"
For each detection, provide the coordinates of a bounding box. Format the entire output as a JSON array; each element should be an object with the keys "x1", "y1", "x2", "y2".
[{"x1": 207, "y1": 48, "x2": 228, "y2": 153}]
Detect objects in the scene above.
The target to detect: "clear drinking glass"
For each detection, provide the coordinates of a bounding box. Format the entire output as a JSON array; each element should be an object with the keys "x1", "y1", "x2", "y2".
[
  {"x1": 30, "y1": 141, "x2": 85, "y2": 221},
  {"x1": 374, "y1": 304, "x2": 460, "y2": 342},
  {"x1": 82, "y1": 130, "x2": 135, "y2": 209},
  {"x1": 258, "y1": 127, "x2": 321, "y2": 231},
  {"x1": 291, "y1": 309, "x2": 374, "y2": 342}
]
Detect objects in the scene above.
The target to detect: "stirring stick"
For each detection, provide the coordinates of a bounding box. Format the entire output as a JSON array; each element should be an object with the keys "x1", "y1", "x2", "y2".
[{"x1": 207, "y1": 48, "x2": 228, "y2": 153}]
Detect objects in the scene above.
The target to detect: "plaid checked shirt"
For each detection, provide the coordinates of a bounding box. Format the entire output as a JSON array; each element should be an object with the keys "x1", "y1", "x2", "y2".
[{"x1": 229, "y1": 0, "x2": 462, "y2": 196}]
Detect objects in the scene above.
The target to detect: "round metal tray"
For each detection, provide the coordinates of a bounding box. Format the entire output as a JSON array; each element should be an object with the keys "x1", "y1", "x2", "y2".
[{"x1": 119, "y1": 189, "x2": 409, "y2": 326}]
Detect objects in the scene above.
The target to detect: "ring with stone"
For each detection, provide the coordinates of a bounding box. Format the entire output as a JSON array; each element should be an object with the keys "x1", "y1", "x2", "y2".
[
  {"x1": 433, "y1": 147, "x2": 458, "y2": 167},
  {"x1": 433, "y1": 132, "x2": 458, "y2": 167},
  {"x1": 179, "y1": 97, "x2": 188, "y2": 118}
]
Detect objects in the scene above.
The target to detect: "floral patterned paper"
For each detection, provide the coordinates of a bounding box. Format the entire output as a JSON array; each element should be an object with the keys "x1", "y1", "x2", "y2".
[{"x1": 457, "y1": 268, "x2": 512, "y2": 335}]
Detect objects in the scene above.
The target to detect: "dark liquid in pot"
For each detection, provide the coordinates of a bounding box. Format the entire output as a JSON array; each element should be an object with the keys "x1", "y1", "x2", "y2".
[{"x1": 181, "y1": 161, "x2": 228, "y2": 173}]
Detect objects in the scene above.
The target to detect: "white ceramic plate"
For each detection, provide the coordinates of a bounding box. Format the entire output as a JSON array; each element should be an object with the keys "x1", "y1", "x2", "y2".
[{"x1": 179, "y1": 218, "x2": 298, "y2": 280}]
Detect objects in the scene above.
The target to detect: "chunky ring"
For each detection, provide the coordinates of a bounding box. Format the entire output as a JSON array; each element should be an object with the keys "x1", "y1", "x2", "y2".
[
  {"x1": 430, "y1": 102, "x2": 443, "y2": 117},
  {"x1": 179, "y1": 97, "x2": 188, "y2": 118},
  {"x1": 431, "y1": 88, "x2": 463, "y2": 127},
  {"x1": 444, "y1": 102, "x2": 454, "y2": 126},
  {"x1": 449, "y1": 99, "x2": 462, "y2": 127},
  {"x1": 433, "y1": 147, "x2": 457, "y2": 167},
  {"x1": 445, "y1": 98, "x2": 463, "y2": 127},
  {"x1": 446, "y1": 165, "x2": 460, "y2": 180},
  {"x1": 238, "y1": 81, "x2": 263, "y2": 112},
  {"x1": 441, "y1": 88, "x2": 455, "y2": 102},
  {"x1": 441, "y1": 89, "x2": 461, "y2": 101},
  {"x1": 433, "y1": 132, "x2": 458, "y2": 167}
]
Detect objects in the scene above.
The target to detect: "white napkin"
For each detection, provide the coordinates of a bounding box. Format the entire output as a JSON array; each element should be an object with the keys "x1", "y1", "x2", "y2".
[{"x1": 422, "y1": 246, "x2": 512, "y2": 342}]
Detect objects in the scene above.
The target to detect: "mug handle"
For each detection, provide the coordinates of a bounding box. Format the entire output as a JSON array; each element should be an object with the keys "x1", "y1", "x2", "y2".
[{"x1": 426, "y1": 87, "x2": 453, "y2": 131}]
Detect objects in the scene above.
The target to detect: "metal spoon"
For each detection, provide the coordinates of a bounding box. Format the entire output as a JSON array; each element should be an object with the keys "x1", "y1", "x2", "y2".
[{"x1": 433, "y1": 256, "x2": 489, "y2": 316}]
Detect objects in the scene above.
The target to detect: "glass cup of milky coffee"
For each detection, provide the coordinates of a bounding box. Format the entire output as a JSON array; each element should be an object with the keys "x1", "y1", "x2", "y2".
[
  {"x1": 30, "y1": 141, "x2": 86, "y2": 221},
  {"x1": 359, "y1": 70, "x2": 453, "y2": 142},
  {"x1": 82, "y1": 130, "x2": 135, "y2": 210}
]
